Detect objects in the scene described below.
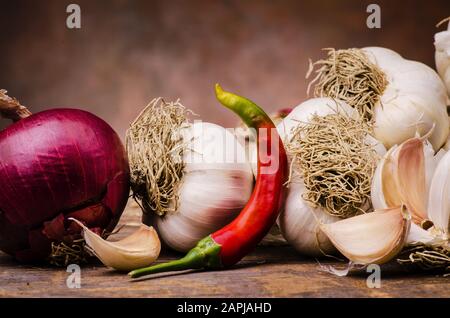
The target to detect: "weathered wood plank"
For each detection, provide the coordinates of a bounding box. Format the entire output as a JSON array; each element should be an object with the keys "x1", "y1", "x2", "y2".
[{"x1": 0, "y1": 203, "x2": 448, "y2": 298}]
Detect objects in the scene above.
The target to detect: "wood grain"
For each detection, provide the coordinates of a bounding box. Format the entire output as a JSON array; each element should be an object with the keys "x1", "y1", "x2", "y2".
[{"x1": 0, "y1": 203, "x2": 448, "y2": 298}]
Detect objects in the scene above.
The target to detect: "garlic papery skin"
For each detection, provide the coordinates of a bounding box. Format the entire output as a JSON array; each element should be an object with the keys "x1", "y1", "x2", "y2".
[
  {"x1": 407, "y1": 223, "x2": 435, "y2": 245},
  {"x1": 320, "y1": 206, "x2": 411, "y2": 265},
  {"x1": 434, "y1": 18, "x2": 450, "y2": 96},
  {"x1": 276, "y1": 98, "x2": 385, "y2": 256},
  {"x1": 278, "y1": 181, "x2": 339, "y2": 256},
  {"x1": 70, "y1": 219, "x2": 161, "y2": 271},
  {"x1": 145, "y1": 122, "x2": 254, "y2": 252}
]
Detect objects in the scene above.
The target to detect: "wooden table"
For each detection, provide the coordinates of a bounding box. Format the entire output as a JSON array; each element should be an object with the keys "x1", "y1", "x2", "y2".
[{"x1": 1, "y1": 203, "x2": 449, "y2": 298}]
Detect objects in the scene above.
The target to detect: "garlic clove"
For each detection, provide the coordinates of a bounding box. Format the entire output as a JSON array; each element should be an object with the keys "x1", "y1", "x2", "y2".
[
  {"x1": 444, "y1": 117, "x2": 450, "y2": 150},
  {"x1": 374, "y1": 138, "x2": 430, "y2": 224},
  {"x1": 381, "y1": 146, "x2": 403, "y2": 208},
  {"x1": 394, "y1": 138, "x2": 428, "y2": 224},
  {"x1": 320, "y1": 206, "x2": 411, "y2": 265},
  {"x1": 371, "y1": 145, "x2": 397, "y2": 210},
  {"x1": 427, "y1": 150, "x2": 450, "y2": 236},
  {"x1": 70, "y1": 218, "x2": 161, "y2": 271},
  {"x1": 424, "y1": 141, "x2": 446, "y2": 192}
]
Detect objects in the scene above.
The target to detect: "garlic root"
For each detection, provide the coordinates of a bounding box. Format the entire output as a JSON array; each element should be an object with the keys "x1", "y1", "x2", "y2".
[
  {"x1": 320, "y1": 206, "x2": 411, "y2": 265},
  {"x1": 70, "y1": 218, "x2": 161, "y2": 271}
]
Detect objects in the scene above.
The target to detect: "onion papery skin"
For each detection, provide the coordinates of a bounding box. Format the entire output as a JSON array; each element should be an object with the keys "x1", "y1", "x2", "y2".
[{"x1": 0, "y1": 109, "x2": 130, "y2": 263}]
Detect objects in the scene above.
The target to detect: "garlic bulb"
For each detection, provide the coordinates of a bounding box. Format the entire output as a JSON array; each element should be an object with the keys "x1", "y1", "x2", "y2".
[
  {"x1": 320, "y1": 206, "x2": 411, "y2": 265},
  {"x1": 309, "y1": 47, "x2": 449, "y2": 150},
  {"x1": 127, "y1": 99, "x2": 253, "y2": 253},
  {"x1": 71, "y1": 219, "x2": 161, "y2": 271},
  {"x1": 435, "y1": 18, "x2": 450, "y2": 97},
  {"x1": 277, "y1": 97, "x2": 386, "y2": 256},
  {"x1": 152, "y1": 122, "x2": 253, "y2": 252}
]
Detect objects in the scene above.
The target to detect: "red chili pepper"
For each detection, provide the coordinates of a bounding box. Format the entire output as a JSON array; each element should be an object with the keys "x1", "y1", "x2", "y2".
[{"x1": 128, "y1": 84, "x2": 288, "y2": 278}]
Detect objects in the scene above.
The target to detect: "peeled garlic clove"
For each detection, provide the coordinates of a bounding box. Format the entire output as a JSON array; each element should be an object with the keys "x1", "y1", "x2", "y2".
[
  {"x1": 320, "y1": 206, "x2": 411, "y2": 265},
  {"x1": 427, "y1": 150, "x2": 450, "y2": 235},
  {"x1": 70, "y1": 218, "x2": 161, "y2": 271}
]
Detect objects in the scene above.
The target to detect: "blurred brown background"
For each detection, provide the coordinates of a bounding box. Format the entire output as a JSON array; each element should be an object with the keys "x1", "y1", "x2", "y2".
[{"x1": 0, "y1": 0, "x2": 449, "y2": 137}]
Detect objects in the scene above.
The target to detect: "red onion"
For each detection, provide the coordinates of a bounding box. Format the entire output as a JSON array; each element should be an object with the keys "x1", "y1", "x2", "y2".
[{"x1": 0, "y1": 90, "x2": 130, "y2": 264}]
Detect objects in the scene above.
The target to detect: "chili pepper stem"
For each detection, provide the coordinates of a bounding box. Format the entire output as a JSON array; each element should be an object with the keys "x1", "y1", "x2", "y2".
[
  {"x1": 215, "y1": 84, "x2": 271, "y2": 129},
  {"x1": 128, "y1": 236, "x2": 222, "y2": 278},
  {"x1": 129, "y1": 254, "x2": 200, "y2": 278}
]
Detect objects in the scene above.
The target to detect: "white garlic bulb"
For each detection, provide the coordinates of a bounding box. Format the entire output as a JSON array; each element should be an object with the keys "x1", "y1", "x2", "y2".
[
  {"x1": 145, "y1": 122, "x2": 254, "y2": 252},
  {"x1": 364, "y1": 47, "x2": 449, "y2": 150},
  {"x1": 276, "y1": 98, "x2": 386, "y2": 256},
  {"x1": 309, "y1": 47, "x2": 449, "y2": 151},
  {"x1": 434, "y1": 19, "x2": 450, "y2": 97},
  {"x1": 127, "y1": 99, "x2": 254, "y2": 253}
]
